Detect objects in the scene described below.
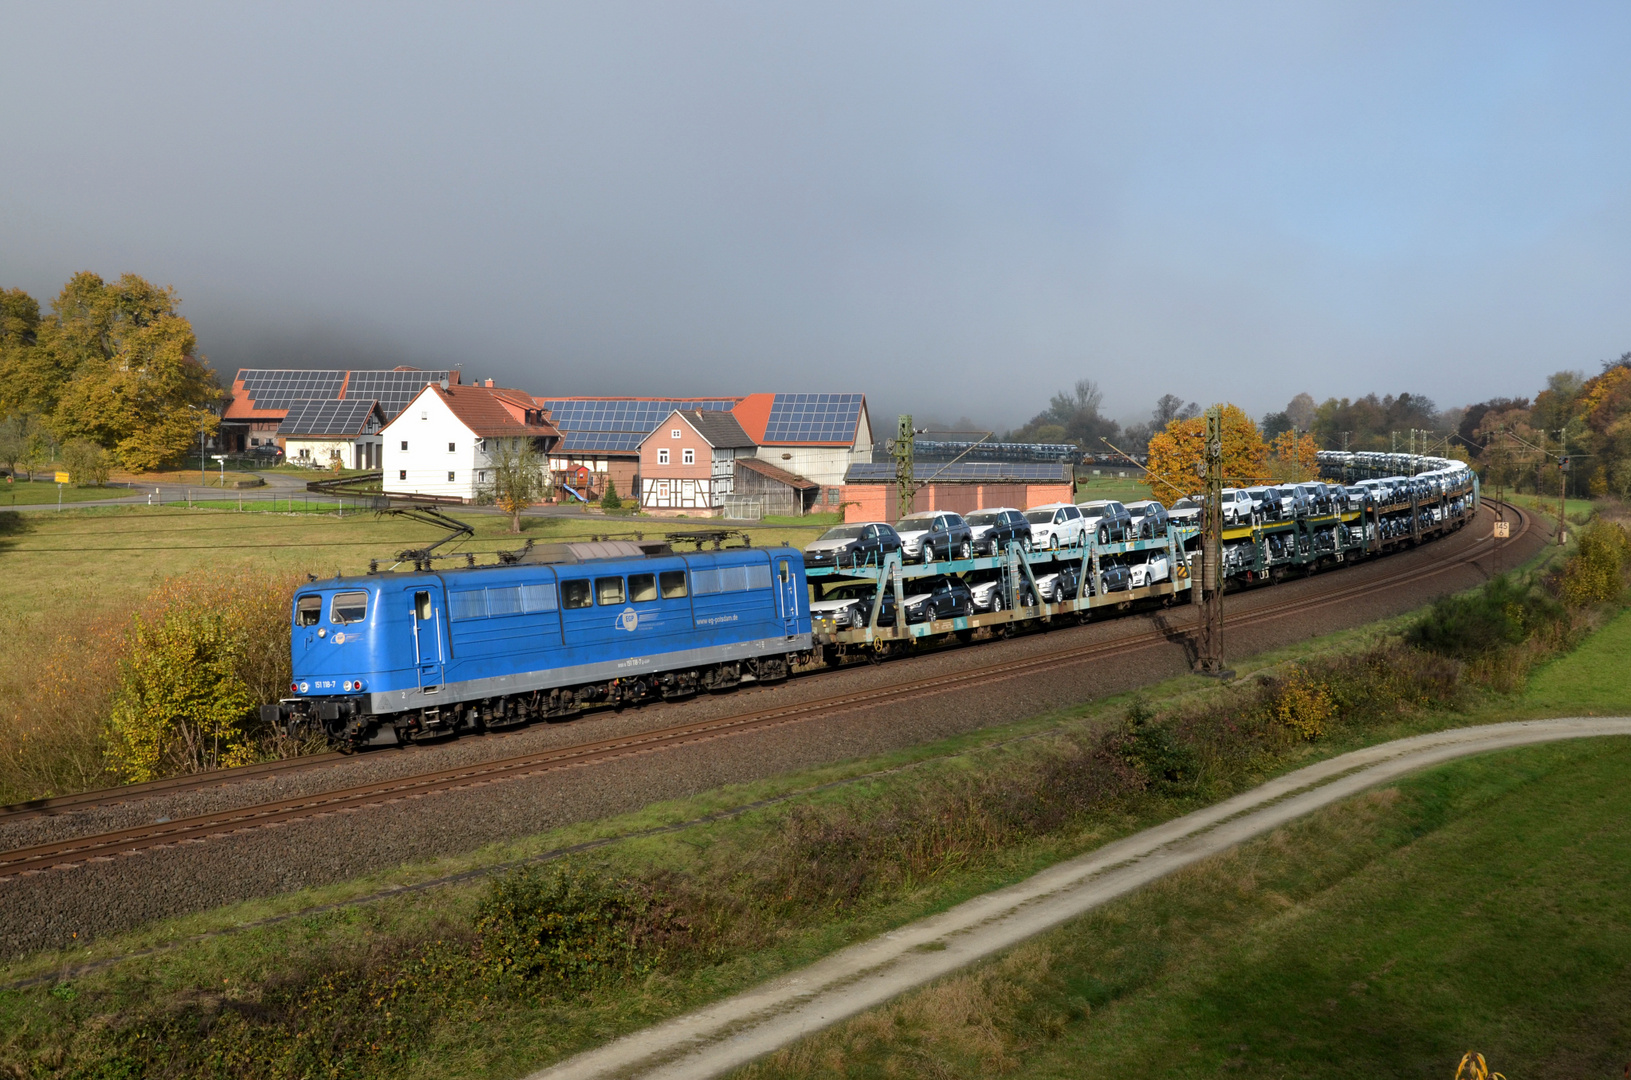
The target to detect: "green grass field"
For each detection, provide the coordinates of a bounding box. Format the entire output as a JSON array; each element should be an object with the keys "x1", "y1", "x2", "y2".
[
  {"x1": 1073, "y1": 475, "x2": 1153, "y2": 502},
  {"x1": 1, "y1": 480, "x2": 134, "y2": 505},
  {"x1": 0, "y1": 504, "x2": 834, "y2": 626},
  {"x1": 1522, "y1": 605, "x2": 1631, "y2": 714},
  {"x1": 751, "y1": 737, "x2": 1631, "y2": 1080}
]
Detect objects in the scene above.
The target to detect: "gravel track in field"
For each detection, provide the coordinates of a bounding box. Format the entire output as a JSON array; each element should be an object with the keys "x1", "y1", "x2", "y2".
[{"x1": 0, "y1": 510, "x2": 1536, "y2": 957}]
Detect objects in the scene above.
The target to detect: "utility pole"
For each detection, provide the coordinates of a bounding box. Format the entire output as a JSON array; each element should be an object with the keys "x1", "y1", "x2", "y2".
[
  {"x1": 1195, "y1": 406, "x2": 1228, "y2": 677},
  {"x1": 1557, "y1": 429, "x2": 1569, "y2": 545},
  {"x1": 893, "y1": 414, "x2": 917, "y2": 522}
]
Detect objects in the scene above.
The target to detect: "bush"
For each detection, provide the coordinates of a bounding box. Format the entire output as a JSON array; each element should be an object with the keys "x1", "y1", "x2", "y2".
[
  {"x1": 474, "y1": 865, "x2": 675, "y2": 988},
  {"x1": 1269, "y1": 667, "x2": 1335, "y2": 741},
  {"x1": 102, "y1": 571, "x2": 305, "y2": 784},
  {"x1": 1111, "y1": 699, "x2": 1199, "y2": 792},
  {"x1": 1406, "y1": 574, "x2": 1564, "y2": 660},
  {"x1": 61, "y1": 437, "x2": 110, "y2": 487},
  {"x1": 600, "y1": 479, "x2": 623, "y2": 510},
  {"x1": 1559, "y1": 519, "x2": 1629, "y2": 607}
]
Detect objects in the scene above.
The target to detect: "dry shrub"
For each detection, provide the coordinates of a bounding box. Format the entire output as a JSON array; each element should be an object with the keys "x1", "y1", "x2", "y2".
[
  {"x1": 0, "y1": 569, "x2": 307, "y2": 801},
  {"x1": 0, "y1": 608, "x2": 123, "y2": 803},
  {"x1": 107, "y1": 571, "x2": 306, "y2": 782},
  {"x1": 1559, "y1": 519, "x2": 1630, "y2": 607}
]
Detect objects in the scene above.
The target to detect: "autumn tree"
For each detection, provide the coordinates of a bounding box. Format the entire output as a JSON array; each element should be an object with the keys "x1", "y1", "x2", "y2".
[
  {"x1": 1144, "y1": 404, "x2": 1269, "y2": 506},
  {"x1": 485, "y1": 438, "x2": 551, "y2": 532},
  {"x1": 19, "y1": 272, "x2": 222, "y2": 471},
  {"x1": 1268, "y1": 429, "x2": 1320, "y2": 483}
]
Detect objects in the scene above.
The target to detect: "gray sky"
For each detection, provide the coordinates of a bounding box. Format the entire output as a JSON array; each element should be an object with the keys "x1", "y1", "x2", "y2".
[{"x1": 3, "y1": 2, "x2": 1628, "y2": 432}]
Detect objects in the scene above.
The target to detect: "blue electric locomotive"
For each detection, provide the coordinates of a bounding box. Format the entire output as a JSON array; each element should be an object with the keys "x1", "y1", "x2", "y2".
[{"x1": 270, "y1": 540, "x2": 813, "y2": 747}]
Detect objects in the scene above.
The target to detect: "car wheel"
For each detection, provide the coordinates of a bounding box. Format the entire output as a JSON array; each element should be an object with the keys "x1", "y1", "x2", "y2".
[
  {"x1": 922, "y1": 544, "x2": 933, "y2": 564},
  {"x1": 992, "y1": 593, "x2": 1003, "y2": 612},
  {"x1": 960, "y1": 540, "x2": 972, "y2": 560},
  {"x1": 1097, "y1": 524, "x2": 1109, "y2": 545},
  {"x1": 1049, "y1": 535, "x2": 1059, "y2": 551}
]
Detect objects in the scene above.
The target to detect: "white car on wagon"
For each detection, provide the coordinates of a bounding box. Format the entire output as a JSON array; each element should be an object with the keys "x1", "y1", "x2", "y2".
[{"x1": 1023, "y1": 502, "x2": 1087, "y2": 550}]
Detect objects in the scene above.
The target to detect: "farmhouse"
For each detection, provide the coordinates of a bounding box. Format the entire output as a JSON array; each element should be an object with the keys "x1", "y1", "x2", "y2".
[{"x1": 381, "y1": 380, "x2": 560, "y2": 503}]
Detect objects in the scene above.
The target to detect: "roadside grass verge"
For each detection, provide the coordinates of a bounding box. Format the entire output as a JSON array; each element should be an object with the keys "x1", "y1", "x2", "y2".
[
  {"x1": 745, "y1": 736, "x2": 1631, "y2": 1080},
  {"x1": 0, "y1": 560, "x2": 1621, "y2": 1079},
  {"x1": 0, "y1": 480, "x2": 133, "y2": 504}
]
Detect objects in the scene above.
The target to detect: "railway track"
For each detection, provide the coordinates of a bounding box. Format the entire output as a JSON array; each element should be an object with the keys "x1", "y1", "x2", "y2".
[{"x1": 0, "y1": 503, "x2": 1527, "y2": 881}]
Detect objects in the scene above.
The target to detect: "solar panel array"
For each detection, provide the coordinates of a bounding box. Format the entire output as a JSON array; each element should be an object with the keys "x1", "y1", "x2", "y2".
[
  {"x1": 844, "y1": 461, "x2": 1071, "y2": 484},
  {"x1": 541, "y1": 399, "x2": 738, "y2": 454},
  {"x1": 237, "y1": 370, "x2": 347, "y2": 410},
  {"x1": 277, "y1": 399, "x2": 382, "y2": 437},
  {"x1": 763, "y1": 393, "x2": 864, "y2": 444},
  {"x1": 344, "y1": 370, "x2": 454, "y2": 418},
  {"x1": 237, "y1": 368, "x2": 452, "y2": 419}
]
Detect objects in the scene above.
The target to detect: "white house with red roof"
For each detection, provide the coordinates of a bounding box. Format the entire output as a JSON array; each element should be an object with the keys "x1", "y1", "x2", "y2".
[{"x1": 381, "y1": 379, "x2": 561, "y2": 502}]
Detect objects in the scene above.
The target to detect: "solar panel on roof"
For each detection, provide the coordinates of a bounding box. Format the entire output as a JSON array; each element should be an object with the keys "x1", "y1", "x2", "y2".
[
  {"x1": 763, "y1": 393, "x2": 863, "y2": 444},
  {"x1": 276, "y1": 399, "x2": 382, "y2": 437}
]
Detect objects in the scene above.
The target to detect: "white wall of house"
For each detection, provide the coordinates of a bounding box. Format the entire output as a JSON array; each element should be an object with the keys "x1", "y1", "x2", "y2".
[
  {"x1": 381, "y1": 392, "x2": 491, "y2": 501},
  {"x1": 285, "y1": 436, "x2": 382, "y2": 469}
]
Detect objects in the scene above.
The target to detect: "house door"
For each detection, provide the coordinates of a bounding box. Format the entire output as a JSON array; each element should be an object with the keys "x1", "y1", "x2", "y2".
[
  {"x1": 774, "y1": 557, "x2": 799, "y2": 636},
  {"x1": 408, "y1": 587, "x2": 444, "y2": 691}
]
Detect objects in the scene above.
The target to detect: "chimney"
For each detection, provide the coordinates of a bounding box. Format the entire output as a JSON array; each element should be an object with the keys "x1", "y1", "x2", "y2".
[{"x1": 485, "y1": 378, "x2": 494, "y2": 388}]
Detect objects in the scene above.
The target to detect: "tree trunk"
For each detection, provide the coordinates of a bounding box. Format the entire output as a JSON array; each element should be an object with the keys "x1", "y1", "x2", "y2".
[{"x1": 511, "y1": 508, "x2": 522, "y2": 533}]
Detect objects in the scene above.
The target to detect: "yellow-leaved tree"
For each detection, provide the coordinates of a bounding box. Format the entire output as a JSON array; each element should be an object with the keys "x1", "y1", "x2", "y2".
[
  {"x1": 1269, "y1": 429, "x2": 1319, "y2": 483},
  {"x1": 32, "y1": 272, "x2": 222, "y2": 472},
  {"x1": 1144, "y1": 404, "x2": 1269, "y2": 506}
]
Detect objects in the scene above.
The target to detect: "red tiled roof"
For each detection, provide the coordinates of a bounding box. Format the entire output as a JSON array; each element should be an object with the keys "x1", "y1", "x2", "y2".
[{"x1": 410, "y1": 384, "x2": 562, "y2": 439}]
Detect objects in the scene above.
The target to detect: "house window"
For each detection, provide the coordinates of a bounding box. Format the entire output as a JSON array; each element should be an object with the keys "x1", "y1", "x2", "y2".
[
  {"x1": 478, "y1": 470, "x2": 487, "y2": 483},
  {"x1": 399, "y1": 470, "x2": 407, "y2": 480},
  {"x1": 658, "y1": 449, "x2": 669, "y2": 465},
  {"x1": 401, "y1": 441, "x2": 407, "y2": 451},
  {"x1": 658, "y1": 480, "x2": 669, "y2": 496},
  {"x1": 447, "y1": 471, "x2": 455, "y2": 482},
  {"x1": 421, "y1": 410, "x2": 427, "y2": 420},
  {"x1": 683, "y1": 448, "x2": 695, "y2": 465},
  {"x1": 448, "y1": 442, "x2": 455, "y2": 452},
  {"x1": 671, "y1": 429, "x2": 681, "y2": 439}
]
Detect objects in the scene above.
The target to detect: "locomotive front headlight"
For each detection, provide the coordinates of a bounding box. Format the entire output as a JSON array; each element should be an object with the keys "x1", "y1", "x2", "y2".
[{"x1": 298, "y1": 681, "x2": 309, "y2": 693}]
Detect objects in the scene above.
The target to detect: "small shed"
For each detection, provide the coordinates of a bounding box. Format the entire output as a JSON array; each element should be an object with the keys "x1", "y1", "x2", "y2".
[
  {"x1": 839, "y1": 461, "x2": 1075, "y2": 523},
  {"x1": 732, "y1": 457, "x2": 820, "y2": 517},
  {"x1": 278, "y1": 399, "x2": 386, "y2": 469}
]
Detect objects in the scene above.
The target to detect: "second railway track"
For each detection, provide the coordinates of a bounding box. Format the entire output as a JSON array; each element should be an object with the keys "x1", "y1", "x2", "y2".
[{"x1": 0, "y1": 503, "x2": 1528, "y2": 881}]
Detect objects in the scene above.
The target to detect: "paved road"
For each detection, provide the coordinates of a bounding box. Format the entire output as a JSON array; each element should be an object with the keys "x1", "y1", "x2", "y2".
[{"x1": 528, "y1": 717, "x2": 1631, "y2": 1080}]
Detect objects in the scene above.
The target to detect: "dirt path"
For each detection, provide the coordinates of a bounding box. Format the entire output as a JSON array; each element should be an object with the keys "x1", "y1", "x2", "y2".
[{"x1": 528, "y1": 716, "x2": 1631, "y2": 1080}]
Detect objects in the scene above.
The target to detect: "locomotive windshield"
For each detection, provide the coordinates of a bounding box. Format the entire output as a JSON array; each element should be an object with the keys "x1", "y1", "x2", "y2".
[
  {"x1": 330, "y1": 591, "x2": 369, "y2": 624},
  {"x1": 295, "y1": 595, "x2": 321, "y2": 626}
]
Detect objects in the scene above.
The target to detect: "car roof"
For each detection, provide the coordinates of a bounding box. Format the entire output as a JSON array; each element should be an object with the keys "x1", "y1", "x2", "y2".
[{"x1": 1028, "y1": 502, "x2": 1073, "y2": 510}]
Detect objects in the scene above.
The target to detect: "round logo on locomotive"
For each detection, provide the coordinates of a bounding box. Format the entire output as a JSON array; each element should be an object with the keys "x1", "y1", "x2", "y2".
[{"x1": 616, "y1": 606, "x2": 639, "y2": 632}]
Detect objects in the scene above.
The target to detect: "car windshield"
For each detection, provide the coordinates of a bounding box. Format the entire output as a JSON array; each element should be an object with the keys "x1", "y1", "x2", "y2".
[
  {"x1": 824, "y1": 583, "x2": 876, "y2": 600},
  {"x1": 818, "y1": 525, "x2": 867, "y2": 540},
  {"x1": 1024, "y1": 509, "x2": 1057, "y2": 524},
  {"x1": 1080, "y1": 501, "x2": 1107, "y2": 513},
  {"x1": 897, "y1": 515, "x2": 935, "y2": 531},
  {"x1": 966, "y1": 511, "x2": 998, "y2": 525},
  {"x1": 1172, "y1": 498, "x2": 1197, "y2": 509}
]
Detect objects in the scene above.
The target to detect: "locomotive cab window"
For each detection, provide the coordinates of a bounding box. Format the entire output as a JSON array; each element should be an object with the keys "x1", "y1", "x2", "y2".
[
  {"x1": 295, "y1": 595, "x2": 322, "y2": 626},
  {"x1": 414, "y1": 591, "x2": 432, "y2": 620},
  {"x1": 562, "y1": 580, "x2": 592, "y2": 609},
  {"x1": 330, "y1": 591, "x2": 369, "y2": 624},
  {"x1": 779, "y1": 562, "x2": 790, "y2": 583},
  {"x1": 659, "y1": 570, "x2": 687, "y2": 599},
  {"x1": 596, "y1": 577, "x2": 625, "y2": 605},
  {"x1": 628, "y1": 573, "x2": 657, "y2": 603}
]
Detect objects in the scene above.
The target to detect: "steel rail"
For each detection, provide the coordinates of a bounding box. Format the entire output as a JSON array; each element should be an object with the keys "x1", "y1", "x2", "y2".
[{"x1": 0, "y1": 503, "x2": 1527, "y2": 881}]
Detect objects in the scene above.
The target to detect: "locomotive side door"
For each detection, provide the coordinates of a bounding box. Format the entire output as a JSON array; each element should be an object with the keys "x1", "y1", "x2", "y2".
[
  {"x1": 408, "y1": 587, "x2": 444, "y2": 691},
  {"x1": 774, "y1": 557, "x2": 799, "y2": 636}
]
